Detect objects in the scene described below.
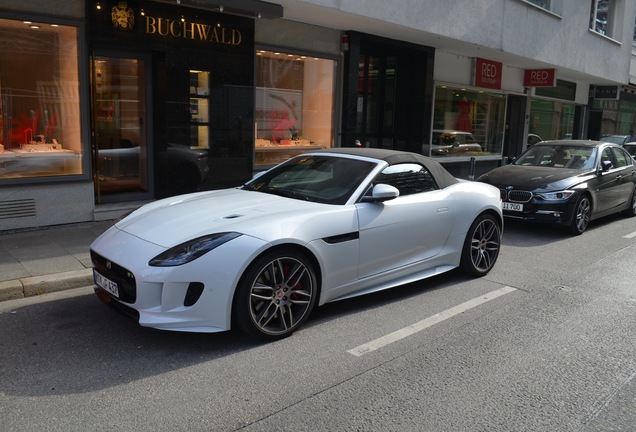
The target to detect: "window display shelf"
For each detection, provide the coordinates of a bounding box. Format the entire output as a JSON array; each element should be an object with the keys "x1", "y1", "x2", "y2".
[{"x1": 255, "y1": 144, "x2": 324, "y2": 166}]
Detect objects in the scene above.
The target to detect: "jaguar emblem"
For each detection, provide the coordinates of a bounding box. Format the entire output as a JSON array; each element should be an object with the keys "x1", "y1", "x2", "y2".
[{"x1": 112, "y1": 1, "x2": 135, "y2": 30}]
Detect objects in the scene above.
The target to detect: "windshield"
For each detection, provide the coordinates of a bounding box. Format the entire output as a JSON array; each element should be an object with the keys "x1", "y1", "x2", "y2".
[
  {"x1": 514, "y1": 145, "x2": 597, "y2": 169},
  {"x1": 243, "y1": 155, "x2": 378, "y2": 204}
]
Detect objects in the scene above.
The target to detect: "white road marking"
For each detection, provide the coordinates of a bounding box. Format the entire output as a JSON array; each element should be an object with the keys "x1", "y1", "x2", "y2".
[
  {"x1": 347, "y1": 286, "x2": 517, "y2": 356},
  {"x1": 623, "y1": 231, "x2": 636, "y2": 239}
]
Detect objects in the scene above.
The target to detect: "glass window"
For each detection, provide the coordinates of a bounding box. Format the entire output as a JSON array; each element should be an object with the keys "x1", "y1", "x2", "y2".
[
  {"x1": 590, "y1": 0, "x2": 618, "y2": 39},
  {"x1": 0, "y1": 17, "x2": 82, "y2": 179},
  {"x1": 592, "y1": 98, "x2": 636, "y2": 139},
  {"x1": 254, "y1": 49, "x2": 335, "y2": 166},
  {"x1": 526, "y1": 0, "x2": 551, "y2": 10},
  {"x1": 374, "y1": 163, "x2": 438, "y2": 196},
  {"x1": 428, "y1": 86, "x2": 506, "y2": 157},
  {"x1": 529, "y1": 99, "x2": 576, "y2": 141},
  {"x1": 612, "y1": 147, "x2": 631, "y2": 167}
]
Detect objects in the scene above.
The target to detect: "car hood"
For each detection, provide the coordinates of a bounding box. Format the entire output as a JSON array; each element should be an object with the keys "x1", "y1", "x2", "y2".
[
  {"x1": 115, "y1": 188, "x2": 334, "y2": 248},
  {"x1": 479, "y1": 165, "x2": 590, "y2": 190}
]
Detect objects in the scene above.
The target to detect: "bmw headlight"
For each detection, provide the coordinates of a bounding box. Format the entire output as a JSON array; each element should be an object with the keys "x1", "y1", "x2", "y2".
[
  {"x1": 149, "y1": 232, "x2": 242, "y2": 267},
  {"x1": 535, "y1": 190, "x2": 575, "y2": 201}
]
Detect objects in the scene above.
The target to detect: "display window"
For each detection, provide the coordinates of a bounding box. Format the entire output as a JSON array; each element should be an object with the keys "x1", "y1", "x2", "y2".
[
  {"x1": 529, "y1": 99, "x2": 575, "y2": 142},
  {"x1": 254, "y1": 49, "x2": 335, "y2": 166},
  {"x1": 592, "y1": 98, "x2": 636, "y2": 141},
  {"x1": 0, "y1": 17, "x2": 83, "y2": 179},
  {"x1": 428, "y1": 85, "x2": 506, "y2": 157}
]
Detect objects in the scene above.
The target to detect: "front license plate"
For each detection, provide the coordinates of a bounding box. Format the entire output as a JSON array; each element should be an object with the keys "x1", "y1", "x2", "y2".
[
  {"x1": 94, "y1": 269, "x2": 119, "y2": 298},
  {"x1": 503, "y1": 202, "x2": 523, "y2": 212}
]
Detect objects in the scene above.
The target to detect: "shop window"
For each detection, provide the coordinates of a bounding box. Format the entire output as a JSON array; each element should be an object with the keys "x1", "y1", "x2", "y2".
[
  {"x1": 529, "y1": 100, "x2": 575, "y2": 141},
  {"x1": 590, "y1": 0, "x2": 620, "y2": 39},
  {"x1": 592, "y1": 97, "x2": 636, "y2": 139},
  {"x1": 254, "y1": 49, "x2": 335, "y2": 166},
  {"x1": 0, "y1": 17, "x2": 82, "y2": 179},
  {"x1": 429, "y1": 86, "x2": 506, "y2": 157}
]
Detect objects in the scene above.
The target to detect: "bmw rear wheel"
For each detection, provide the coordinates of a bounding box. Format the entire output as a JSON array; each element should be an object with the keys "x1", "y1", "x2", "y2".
[
  {"x1": 568, "y1": 194, "x2": 591, "y2": 235},
  {"x1": 459, "y1": 213, "x2": 501, "y2": 277},
  {"x1": 622, "y1": 186, "x2": 636, "y2": 217},
  {"x1": 233, "y1": 249, "x2": 317, "y2": 339}
]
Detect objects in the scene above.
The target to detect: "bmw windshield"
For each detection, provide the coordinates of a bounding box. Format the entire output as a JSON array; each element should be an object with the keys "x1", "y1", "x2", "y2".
[{"x1": 515, "y1": 145, "x2": 598, "y2": 169}]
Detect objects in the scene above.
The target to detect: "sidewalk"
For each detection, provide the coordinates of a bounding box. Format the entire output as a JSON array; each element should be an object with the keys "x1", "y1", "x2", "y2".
[{"x1": 0, "y1": 220, "x2": 115, "y2": 302}]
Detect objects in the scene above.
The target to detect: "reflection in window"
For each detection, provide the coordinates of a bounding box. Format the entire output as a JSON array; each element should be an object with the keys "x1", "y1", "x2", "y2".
[
  {"x1": 429, "y1": 86, "x2": 505, "y2": 157},
  {"x1": 375, "y1": 163, "x2": 438, "y2": 196},
  {"x1": 0, "y1": 18, "x2": 82, "y2": 179},
  {"x1": 254, "y1": 50, "x2": 335, "y2": 166},
  {"x1": 526, "y1": 0, "x2": 551, "y2": 10},
  {"x1": 529, "y1": 99, "x2": 575, "y2": 142}
]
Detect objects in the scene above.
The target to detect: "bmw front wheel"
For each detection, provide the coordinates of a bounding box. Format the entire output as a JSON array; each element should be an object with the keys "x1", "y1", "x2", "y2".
[
  {"x1": 459, "y1": 213, "x2": 501, "y2": 277},
  {"x1": 233, "y1": 249, "x2": 317, "y2": 340},
  {"x1": 568, "y1": 194, "x2": 591, "y2": 235}
]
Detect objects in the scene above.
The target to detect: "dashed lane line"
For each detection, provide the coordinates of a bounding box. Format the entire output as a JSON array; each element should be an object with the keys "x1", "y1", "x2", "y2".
[{"x1": 347, "y1": 286, "x2": 517, "y2": 356}]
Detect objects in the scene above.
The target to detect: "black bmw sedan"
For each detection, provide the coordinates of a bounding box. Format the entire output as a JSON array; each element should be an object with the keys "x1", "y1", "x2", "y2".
[{"x1": 478, "y1": 140, "x2": 636, "y2": 235}]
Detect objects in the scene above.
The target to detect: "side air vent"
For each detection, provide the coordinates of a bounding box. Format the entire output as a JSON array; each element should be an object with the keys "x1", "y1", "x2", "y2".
[{"x1": 0, "y1": 199, "x2": 37, "y2": 219}]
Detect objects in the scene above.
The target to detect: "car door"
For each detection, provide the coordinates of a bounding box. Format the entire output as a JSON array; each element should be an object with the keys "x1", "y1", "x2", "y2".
[
  {"x1": 596, "y1": 146, "x2": 629, "y2": 214},
  {"x1": 612, "y1": 147, "x2": 636, "y2": 208},
  {"x1": 355, "y1": 163, "x2": 455, "y2": 279}
]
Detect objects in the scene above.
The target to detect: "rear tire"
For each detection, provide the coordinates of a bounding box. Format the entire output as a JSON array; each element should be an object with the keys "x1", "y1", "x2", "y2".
[
  {"x1": 459, "y1": 213, "x2": 501, "y2": 277},
  {"x1": 622, "y1": 186, "x2": 636, "y2": 217}
]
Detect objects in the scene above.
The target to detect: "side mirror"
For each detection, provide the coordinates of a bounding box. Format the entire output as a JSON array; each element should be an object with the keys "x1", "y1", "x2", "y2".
[
  {"x1": 361, "y1": 184, "x2": 400, "y2": 202},
  {"x1": 601, "y1": 160, "x2": 614, "y2": 172}
]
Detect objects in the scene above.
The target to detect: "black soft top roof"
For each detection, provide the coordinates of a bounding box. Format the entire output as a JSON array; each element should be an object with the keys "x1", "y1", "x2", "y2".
[{"x1": 313, "y1": 147, "x2": 459, "y2": 189}]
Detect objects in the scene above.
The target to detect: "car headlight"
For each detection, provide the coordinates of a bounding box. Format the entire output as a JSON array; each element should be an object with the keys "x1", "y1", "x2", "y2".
[
  {"x1": 149, "y1": 232, "x2": 242, "y2": 267},
  {"x1": 535, "y1": 190, "x2": 575, "y2": 201}
]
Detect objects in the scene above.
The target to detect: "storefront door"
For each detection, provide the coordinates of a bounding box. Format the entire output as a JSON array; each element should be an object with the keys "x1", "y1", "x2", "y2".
[{"x1": 91, "y1": 53, "x2": 152, "y2": 203}]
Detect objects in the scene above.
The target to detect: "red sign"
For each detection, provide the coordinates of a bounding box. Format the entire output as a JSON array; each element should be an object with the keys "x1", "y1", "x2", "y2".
[
  {"x1": 524, "y1": 69, "x2": 556, "y2": 87},
  {"x1": 474, "y1": 58, "x2": 502, "y2": 90}
]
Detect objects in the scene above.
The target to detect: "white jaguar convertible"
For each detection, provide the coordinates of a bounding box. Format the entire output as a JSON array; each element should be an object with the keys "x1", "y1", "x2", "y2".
[{"x1": 91, "y1": 148, "x2": 503, "y2": 339}]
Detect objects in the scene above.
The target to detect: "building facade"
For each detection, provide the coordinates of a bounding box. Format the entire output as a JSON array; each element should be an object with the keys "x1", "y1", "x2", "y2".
[{"x1": 0, "y1": 0, "x2": 635, "y2": 230}]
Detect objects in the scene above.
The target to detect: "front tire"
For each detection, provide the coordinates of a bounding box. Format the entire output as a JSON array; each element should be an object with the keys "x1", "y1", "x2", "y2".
[
  {"x1": 568, "y1": 194, "x2": 591, "y2": 235},
  {"x1": 459, "y1": 213, "x2": 501, "y2": 277},
  {"x1": 233, "y1": 249, "x2": 317, "y2": 340}
]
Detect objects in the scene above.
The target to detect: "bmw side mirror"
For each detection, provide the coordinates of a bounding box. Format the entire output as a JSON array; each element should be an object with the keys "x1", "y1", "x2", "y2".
[
  {"x1": 361, "y1": 184, "x2": 400, "y2": 202},
  {"x1": 601, "y1": 160, "x2": 613, "y2": 172}
]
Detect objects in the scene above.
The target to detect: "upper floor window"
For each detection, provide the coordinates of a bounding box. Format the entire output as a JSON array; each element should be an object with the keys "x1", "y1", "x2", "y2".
[
  {"x1": 527, "y1": 0, "x2": 551, "y2": 9},
  {"x1": 590, "y1": 0, "x2": 619, "y2": 39},
  {"x1": 521, "y1": 0, "x2": 562, "y2": 15}
]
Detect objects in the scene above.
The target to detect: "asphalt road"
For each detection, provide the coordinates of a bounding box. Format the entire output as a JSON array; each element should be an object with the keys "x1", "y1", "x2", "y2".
[{"x1": 2, "y1": 214, "x2": 636, "y2": 431}]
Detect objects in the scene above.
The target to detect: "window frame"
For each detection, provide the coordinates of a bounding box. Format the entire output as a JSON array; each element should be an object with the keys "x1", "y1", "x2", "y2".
[
  {"x1": 590, "y1": 0, "x2": 622, "y2": 41},
  {"x1": 373, "y1": 163, "x2": 439, "y2": 197}
]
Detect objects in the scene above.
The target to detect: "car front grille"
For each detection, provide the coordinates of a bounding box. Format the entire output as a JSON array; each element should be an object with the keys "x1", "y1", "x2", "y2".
[
  {"x1": 90, "y1": 250, "x2": 137, "y2": 303},
  {"x1": 500, "y1": 189, "x2": 533, "y2": 203}
]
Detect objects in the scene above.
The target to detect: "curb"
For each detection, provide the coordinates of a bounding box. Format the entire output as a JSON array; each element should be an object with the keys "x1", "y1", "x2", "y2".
[{"x1": 0, "y1": 269, "x2": 94, "y2": 302}]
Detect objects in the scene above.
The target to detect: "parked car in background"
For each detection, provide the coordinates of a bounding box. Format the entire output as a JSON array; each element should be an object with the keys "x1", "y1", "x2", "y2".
[
  {"x1": 600, "y1": 134, "x2": 631, "y2": 145},
  {"x1": 423, "y1": 129, "x2": 482, "y2": 155},
  {"x1": 91, "y1": 148, "x2": 502, "y2": 340},
  {"x1": 478, "y1": 140, "x2": 636, "y2": 235}
]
